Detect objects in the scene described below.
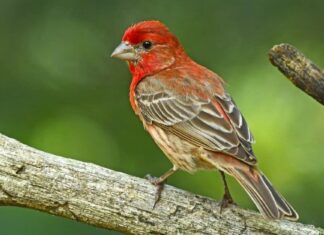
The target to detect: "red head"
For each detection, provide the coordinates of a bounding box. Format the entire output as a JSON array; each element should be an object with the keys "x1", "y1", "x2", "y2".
[{"x1": 111, "y1": 21, "x2": 186, "y2": 76}]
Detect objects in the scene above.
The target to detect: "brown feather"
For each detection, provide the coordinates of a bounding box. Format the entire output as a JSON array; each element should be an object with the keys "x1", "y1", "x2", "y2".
[{"x1": 136, "y1": 74, "x2": 256, "y2": 165}]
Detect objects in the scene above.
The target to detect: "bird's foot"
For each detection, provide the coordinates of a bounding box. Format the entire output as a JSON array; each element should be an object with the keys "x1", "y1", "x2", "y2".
[
  {"x1": 219, "y1": 192, "x2": 236, "y2": 213},
  {"x1": 145, "y1": 174, "x2": 166, "y2": 208}
]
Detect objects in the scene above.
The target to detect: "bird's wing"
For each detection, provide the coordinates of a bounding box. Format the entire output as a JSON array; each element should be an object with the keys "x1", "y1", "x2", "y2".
[{"x1": 135, "y1": 76, "x2": 256, "y2": 165}]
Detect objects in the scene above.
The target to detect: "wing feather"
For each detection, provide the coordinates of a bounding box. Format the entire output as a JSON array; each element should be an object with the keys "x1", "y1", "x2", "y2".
[{"x1": 136, "y1": 77, "x2": 257, "y2": 165}]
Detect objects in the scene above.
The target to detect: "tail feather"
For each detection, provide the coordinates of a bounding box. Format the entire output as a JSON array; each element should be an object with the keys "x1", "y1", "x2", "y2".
[
  {"x1": 261, "y1": 174, "x2": 299, "y2": 219},
  {"x1": 225, "y1": 166, "x2": 299, "y2": 221}
]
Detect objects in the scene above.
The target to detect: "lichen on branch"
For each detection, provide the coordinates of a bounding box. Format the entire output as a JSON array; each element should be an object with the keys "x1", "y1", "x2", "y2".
[{"x1": 269, "y1": 43, "x2": 324, "y2": 105}]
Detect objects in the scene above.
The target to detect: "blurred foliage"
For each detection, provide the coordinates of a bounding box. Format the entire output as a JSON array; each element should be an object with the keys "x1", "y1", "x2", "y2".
[{"x1": 0, "y1": 0, "x2": 323, "y2": 234}]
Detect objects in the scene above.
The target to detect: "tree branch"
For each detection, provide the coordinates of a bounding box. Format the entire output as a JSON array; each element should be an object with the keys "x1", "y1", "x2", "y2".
[
  {"x1": 269, "y1": 43, "x2": 324, "y2": 105},
  {"x1": 0, "y1": 133, "x2": 323, "y2": 234}
]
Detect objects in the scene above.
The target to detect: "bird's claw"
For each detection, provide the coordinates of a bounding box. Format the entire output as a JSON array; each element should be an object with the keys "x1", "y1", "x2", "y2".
[
  {"x1": 144, "y1": 174, "x2": 165, "y2": 208},
  {"x1": 145, "y1": 174, "x2": 162, "y2": 185},
  {"x1": 219, "y1": 193, "x2": 236, "y2": 214}
]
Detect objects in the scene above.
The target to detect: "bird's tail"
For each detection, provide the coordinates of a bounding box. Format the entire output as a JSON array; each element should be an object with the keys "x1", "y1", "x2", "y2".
[
  {"x1": 224, "y1": 165, "x2": 299, "y2": 220},
  {"x1": 208, "y1": 152, "x2": 299, "y2": 220}
]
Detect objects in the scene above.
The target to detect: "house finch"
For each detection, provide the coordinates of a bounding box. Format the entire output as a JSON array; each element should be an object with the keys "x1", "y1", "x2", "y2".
[{"x1": 111, "y1": 20, "x2": 298, "y2": 220}]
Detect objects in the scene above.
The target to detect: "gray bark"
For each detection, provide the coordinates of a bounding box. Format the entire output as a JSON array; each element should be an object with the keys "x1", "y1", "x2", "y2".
[{"x1": 0, "y1": 133, "x2": 323, "y2": 235}]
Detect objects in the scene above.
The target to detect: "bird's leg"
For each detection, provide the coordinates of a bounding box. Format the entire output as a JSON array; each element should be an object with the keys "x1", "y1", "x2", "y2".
[
  {"x1": 145, "y1": 166, "x2": 178, "y2": 208},
  {"x1": 219, "y1": 170, "x2": 235, "y2": 212}
]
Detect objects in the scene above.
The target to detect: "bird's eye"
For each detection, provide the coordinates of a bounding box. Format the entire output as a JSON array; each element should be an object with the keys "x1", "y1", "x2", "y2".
[{"x1": 142, "y1": 41, "x2": 152, "y2": 50}]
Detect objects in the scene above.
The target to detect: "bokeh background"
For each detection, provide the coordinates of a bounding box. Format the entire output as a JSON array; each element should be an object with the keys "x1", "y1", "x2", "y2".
[{"x1": 0, "y1": 0, "x2": 323, "y2": 234}]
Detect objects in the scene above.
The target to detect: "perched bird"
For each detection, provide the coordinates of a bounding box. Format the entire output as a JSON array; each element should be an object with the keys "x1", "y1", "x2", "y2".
[{"x1": 111, "y1": 20, "x2": 298, "y2": 220}]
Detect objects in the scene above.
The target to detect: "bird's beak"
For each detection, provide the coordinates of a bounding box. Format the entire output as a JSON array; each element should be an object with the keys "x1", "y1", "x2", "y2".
[{"x1": 111, "y1": 42, "x2": 136, "y2": 61}]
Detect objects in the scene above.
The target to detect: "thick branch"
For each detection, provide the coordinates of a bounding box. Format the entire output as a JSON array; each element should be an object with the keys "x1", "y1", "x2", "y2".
[
  {"x1": 0, "y1": 133, "x2": 322, "y2": 235},
  {"x1": 269, "y1": 43, "x2": 324, "y2": 105}
]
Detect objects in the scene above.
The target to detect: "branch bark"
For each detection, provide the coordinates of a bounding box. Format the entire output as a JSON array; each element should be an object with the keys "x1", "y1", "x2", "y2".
[
  {"x1": 0, "y1": 133, "x2": 323, "y2": 235},
  {"x1": 269, "y1": 43, "x2": 324, "y2": 105}
]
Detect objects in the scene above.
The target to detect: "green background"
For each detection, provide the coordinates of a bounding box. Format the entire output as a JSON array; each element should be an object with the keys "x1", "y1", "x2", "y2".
[{"x1": 0, "y1": 0, "x2": 323, "y2": 234}]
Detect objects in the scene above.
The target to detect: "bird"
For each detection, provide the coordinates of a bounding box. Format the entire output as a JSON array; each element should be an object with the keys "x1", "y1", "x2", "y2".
[{"x1": 111, "y1": 20, "x2": 298, "y2": 220}]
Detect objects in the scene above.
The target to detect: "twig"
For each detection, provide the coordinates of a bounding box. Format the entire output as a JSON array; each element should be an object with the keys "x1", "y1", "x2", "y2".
[{"x1": 269, "y1": 43, "x2": 324, "y2": 105}]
